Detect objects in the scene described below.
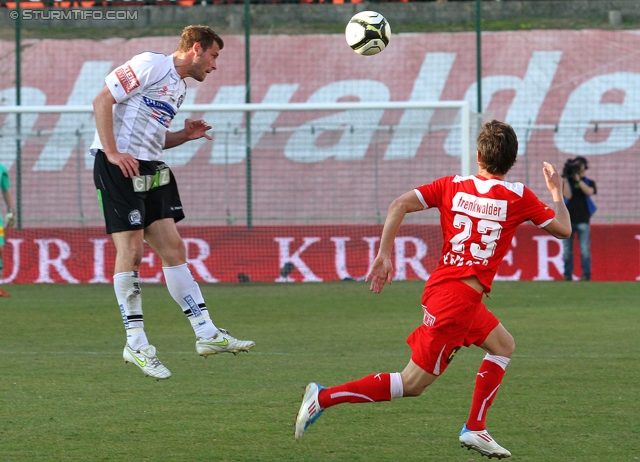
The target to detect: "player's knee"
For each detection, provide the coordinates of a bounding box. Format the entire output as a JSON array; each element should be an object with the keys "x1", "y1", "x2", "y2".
[
  {"x1": 483, "y1": 325, "x2": 515, "y2": 358},
  {"x1": 506, "y1": 332, "x2": 516, "y2": 355},
  {"x1": 161, "y1": 240, "x2": 186, "y2": 267},
  {"x1": 121, "y1": 246, "x2": 144, "y2": 268},
  {"x1": 130, "y1": 253, "x2": 144, "y2": 268},
  {"x1": 499, "y1": 333, "x2": 515, "y2": 358}
]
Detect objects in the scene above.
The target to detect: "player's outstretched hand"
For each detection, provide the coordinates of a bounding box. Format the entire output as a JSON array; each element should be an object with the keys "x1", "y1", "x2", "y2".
[
  {"x1": 542, "y1": 161, "x2": 562, "y2": 197},
  {"x1": 184, "y1": 118, "x2": 213, "y2": 141},
  {"x1": 365, "y1": 257, "x2": 394, "y2": 294}
]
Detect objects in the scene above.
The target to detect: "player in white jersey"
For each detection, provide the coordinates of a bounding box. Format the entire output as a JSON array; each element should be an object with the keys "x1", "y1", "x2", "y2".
[
  {"x1": 92, "y1": 25, "x2": 255, "y2": 380},
  {"x1": 295, "y1": 120, "x2": 571, "y2": 459}
]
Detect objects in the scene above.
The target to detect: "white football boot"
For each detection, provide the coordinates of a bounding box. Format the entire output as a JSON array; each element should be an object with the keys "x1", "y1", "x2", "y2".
[
  {"x1": 295, "y1": 382, "x2": 325, "y2": 442},
  {"x1": 123, "y1": 344, "x2": 171, "y2": 380},
  {"x1": 196, "y1": 328, "x2": 255, "y2": 357},
  {"x1": 460, "y1": 424, "x2": 511, "y2": 459}
]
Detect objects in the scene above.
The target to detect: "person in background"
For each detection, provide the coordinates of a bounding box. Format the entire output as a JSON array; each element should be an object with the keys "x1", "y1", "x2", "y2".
[
  {"x1": 0, "y1": 163, "x2": 15, "y2": 297},
  {"x1": 562, "y1": 156, "x2": 596, "y2": 281}
]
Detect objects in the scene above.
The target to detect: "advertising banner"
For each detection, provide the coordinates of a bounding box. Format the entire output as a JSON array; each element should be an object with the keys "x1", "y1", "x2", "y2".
[{"x1": 2, "y1": 224, "x2": 638, "y2": 284}]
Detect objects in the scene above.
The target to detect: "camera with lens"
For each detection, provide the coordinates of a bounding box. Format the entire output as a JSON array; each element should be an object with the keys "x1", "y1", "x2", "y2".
[{"x1": 562, "y1": 159, "x2": 581, "y2": 179}]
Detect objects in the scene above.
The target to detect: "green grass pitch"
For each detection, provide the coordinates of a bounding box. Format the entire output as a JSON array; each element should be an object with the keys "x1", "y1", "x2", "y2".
[{"x1": 0, "y1": 281, "x2": 637, "y2": 461}]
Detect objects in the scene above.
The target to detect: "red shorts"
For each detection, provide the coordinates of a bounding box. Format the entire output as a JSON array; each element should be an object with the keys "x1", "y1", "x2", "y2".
[{"x1": 406, "y1": 280, "x2": 499, "y2": 376}]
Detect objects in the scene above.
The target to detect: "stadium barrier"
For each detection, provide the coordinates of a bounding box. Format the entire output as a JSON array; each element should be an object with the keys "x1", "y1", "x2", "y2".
[{"x1": 1, "y1": 225, "x2": 639, "y2": 283}]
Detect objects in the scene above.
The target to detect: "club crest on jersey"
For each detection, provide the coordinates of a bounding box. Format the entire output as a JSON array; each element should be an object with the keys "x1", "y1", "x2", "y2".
[
  {"x1": 129, "y1": 209, "x2": 142, "y2": 226},
  {"x1": 452, "y1": 192, "x2": 507, "y2": 221}
]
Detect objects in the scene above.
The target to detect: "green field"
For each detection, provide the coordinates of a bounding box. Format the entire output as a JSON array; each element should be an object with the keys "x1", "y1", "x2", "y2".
[{"x1": 0, "y1": 281, "x2": 637, "y2": 461}]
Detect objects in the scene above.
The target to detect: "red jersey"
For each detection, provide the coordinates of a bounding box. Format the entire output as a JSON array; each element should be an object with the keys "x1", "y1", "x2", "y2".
[{"x1": 414, "y1": 174, "x2": 555, "y2": 293}]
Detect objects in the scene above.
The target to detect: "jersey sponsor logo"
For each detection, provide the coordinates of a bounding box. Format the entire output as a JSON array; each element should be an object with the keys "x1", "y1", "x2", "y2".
[
  {"x1": 143, "y1": 97, "x2": 177, "y2": 128},
  {"x1": 152, "y1": 111, "x2": 170, "y2": 128},
  {"x1": 115, "y1": 65, "x2": 140, "y2": 94},
  {"x1": 422, "y1": 305, "x2": 436, "y2": 326},
  {"x1": 142, "y1": 97, "x2": 177, "y2": 118},
  {"x1": 452, "y1": 192, "x2": 507, "y2": 221}
]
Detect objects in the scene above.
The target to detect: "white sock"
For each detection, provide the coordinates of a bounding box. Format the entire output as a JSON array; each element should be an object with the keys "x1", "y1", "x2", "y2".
[
  {"x1": 114, "y1": 270, "x2": 144, "y2": 324},
  {"x1": 390, "y1": 372, "x2": 404, "y2": 399},
  {"x1": 484, "y1": 353, "x2": 511, "y2": 371},
  {"x1": 126, "y1": 327, "x2": 149, "y2": 351},
  {"x1": 163, "y1": 263, "x2": 217, "y2": 339},
  {"x1": 114, "y1": 271, "x2": 149, "y2": 349}
]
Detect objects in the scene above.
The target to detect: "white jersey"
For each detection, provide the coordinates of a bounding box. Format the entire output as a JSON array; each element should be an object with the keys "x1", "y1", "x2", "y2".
[{"x1": 90, "y1": 52, "x2": 186, "y2": 161}]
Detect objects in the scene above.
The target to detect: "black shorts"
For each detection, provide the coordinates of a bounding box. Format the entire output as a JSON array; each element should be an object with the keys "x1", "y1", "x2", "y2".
[{"x1": 93, "y1": 150, "x2": 185, "y2": 234}]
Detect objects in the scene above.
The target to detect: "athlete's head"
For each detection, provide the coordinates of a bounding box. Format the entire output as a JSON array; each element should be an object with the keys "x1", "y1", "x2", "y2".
[
  {"x1": 177, "y1": 25, "x2": 224, "y2": 54},
  {"x1": 177, "y1": 25, "x2": 224, "y2": 82},
  {"x1": 476, "y1": 120, "x2": 518, "y2": 176}
]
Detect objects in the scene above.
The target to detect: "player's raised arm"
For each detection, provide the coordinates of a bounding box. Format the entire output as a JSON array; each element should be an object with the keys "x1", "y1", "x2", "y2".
[
  {"x1": 366, "y1": 190, "x2": 425, "y2": 293},
  {"x1": 541, "y1": 161, "x2": 571, "y2": 239}
]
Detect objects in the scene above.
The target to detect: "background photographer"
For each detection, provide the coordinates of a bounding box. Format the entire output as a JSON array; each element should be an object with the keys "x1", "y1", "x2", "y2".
[{"x1": 562, "y1": 156, "x2": 597, "y2": 281}]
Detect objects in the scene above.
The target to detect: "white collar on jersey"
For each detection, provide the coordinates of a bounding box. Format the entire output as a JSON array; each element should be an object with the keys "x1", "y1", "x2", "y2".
[{"x1": 453, "y1": 174, "x2": 524, "y2": 198}]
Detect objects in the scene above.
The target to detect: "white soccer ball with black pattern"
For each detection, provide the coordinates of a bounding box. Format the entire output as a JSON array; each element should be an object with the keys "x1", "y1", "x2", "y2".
[{"x1": 345, "y1": 11, "x2": 391, "y2": 56}]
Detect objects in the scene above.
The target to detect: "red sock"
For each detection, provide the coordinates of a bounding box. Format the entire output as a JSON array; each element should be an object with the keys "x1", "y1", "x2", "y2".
[
  {"x1": 318, "y1": 373, "x2": 391, "y2": 409},
  {"x1": 466, "y1": 359, "x2": 507, "y2": 431}
]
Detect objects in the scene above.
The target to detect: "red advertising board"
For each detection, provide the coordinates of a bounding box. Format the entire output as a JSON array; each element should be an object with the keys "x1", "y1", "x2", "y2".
[{"x1": 1, "y1": 225, "x2": 638, "y2": 284}]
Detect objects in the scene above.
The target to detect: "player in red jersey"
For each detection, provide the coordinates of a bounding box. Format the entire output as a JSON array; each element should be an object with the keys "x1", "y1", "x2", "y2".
[{"x1": 295, "y1": 120, "x2": 571, "y2": 459}]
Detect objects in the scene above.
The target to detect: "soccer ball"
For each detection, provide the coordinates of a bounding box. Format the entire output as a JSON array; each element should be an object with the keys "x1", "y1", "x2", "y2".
[{"x1": 345, "y1": 11, "x2": 391, "y2": 56}]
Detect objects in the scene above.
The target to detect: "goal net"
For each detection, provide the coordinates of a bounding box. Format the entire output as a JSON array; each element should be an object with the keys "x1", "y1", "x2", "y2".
[{"x1": 0, "y1": 101, "x2": 472, "y2": 283}]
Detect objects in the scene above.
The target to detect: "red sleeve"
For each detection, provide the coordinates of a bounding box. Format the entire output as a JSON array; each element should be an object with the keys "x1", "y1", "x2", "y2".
[
  {"x1": 522, "y1": 187, "x2": 555, "y2": 227},
  {"x1": 414, "y1": 176, "x2": 453, "y2": 209}
]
